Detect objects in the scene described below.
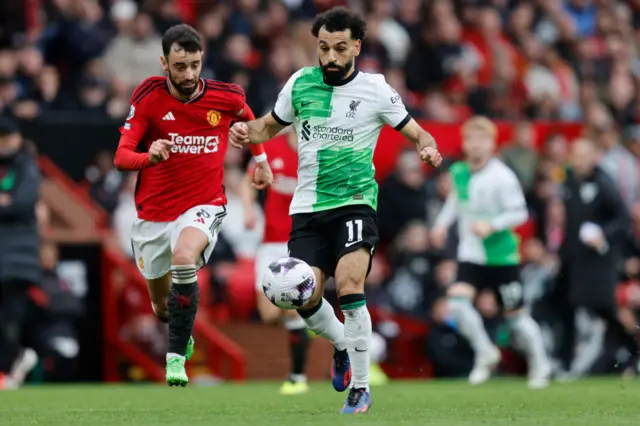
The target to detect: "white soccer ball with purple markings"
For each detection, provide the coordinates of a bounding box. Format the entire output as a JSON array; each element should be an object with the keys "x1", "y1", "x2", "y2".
[{"x1": 262, "y1": 257, "x2": 316, "y2": 310}]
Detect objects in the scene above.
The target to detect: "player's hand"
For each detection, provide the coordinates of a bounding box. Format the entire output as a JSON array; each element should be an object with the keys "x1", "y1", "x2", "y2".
[
  {"x1": 430, "y1": 226, "x2": 448, "y2": 249},
  {"x1": 244, "y1": 209, "x2": 258, "y2": 230},
  {"x1": 252, "y1": 161, "x2": 274, "y2": 190},
  {"x1": 471, "y1": 222, "x2": 493, "y2": 239},
  {"x1": 149, "y1": 139, "x2": 173, "y2": 165},
  {"x1": 229, "y1": 122, "x2": 250, "y2": 149},
  {"x1": 420, "y1": 146, "x2": 443, "y2": 168}
]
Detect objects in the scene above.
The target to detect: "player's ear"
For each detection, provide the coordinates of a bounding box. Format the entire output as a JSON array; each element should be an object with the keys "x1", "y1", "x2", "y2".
[
  {"x1": 354, "y1": 39, "x2": 361, "y2": 57},
  {"x1": 160, "y1": 55, "x2": 168, "y2": 73}
]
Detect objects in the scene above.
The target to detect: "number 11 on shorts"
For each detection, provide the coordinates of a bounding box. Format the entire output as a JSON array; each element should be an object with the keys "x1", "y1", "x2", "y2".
[{"x1": 345, "y1": 219, "x2": 363, "y2": 247}]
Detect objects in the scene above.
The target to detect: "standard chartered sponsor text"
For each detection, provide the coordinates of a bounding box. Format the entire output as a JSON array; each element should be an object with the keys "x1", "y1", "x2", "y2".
[{"x1": 311, "y1": 125, "x2": 354, "y2": 142}]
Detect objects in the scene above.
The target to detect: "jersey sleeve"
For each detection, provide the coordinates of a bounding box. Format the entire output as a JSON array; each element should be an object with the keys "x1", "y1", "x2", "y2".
[
  {"x1": 239, "y1": 102, "x2": 256, "y2": 121},
  {"x1": 119, "y1": 81, "x2": 155, "y2": 140},
  {"x1": 490, "y1": 169, "x2": 528, "y2": 231},
  {"x1": 114, "y1": 80, "x2": 158, "y2": 170},
  {"x1": 376, "y1": 76, "x2": 412, "y2": 130},
  {"x1": 271, "y1": 70, "x2": 301, "y2": 126}
]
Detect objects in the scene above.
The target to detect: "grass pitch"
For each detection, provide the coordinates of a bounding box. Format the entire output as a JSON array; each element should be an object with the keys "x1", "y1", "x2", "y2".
[{"x1": 1, "y1": 378, "x2": 639, "y2": 425}]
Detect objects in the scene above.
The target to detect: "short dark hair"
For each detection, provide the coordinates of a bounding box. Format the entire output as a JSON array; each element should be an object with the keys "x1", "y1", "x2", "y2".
[
  {"x1": 162, "y1": 24, "x2": 202, "y2": 57},
  {"x1": 311, "y1": 7, "x2": 367, "y2": 41}
]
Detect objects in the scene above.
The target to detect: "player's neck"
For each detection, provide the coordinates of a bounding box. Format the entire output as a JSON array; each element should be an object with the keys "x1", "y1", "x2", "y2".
[
  {"x1": 468, "y1": 157, "x2": 492, "y2": 172},
  {"x1": 167, "y1": 78, "x2": 202, "y2": 102}
]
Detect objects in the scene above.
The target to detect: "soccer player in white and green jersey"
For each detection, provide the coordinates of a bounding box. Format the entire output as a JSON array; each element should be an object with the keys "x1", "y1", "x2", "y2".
[
  {"x1": 431, "y1": 117, "x2": 551, "y2": 389},
  {"x1": 229, "y1": 7, "x2": 442, "y2": 414}
]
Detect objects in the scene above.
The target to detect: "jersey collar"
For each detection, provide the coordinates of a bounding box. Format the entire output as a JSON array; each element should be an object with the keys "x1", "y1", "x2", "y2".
[{"x1": 323, "y1": 68, "x2": 359, "y2": 87}]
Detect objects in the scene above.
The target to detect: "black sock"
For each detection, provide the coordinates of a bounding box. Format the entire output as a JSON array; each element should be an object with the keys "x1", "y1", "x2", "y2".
[
  {"x1": 289, "y1": 328, "x2": 309, "y2": 377},
  {"x1": 168, "y1": 266, "x2": 199, "y2": 356}
]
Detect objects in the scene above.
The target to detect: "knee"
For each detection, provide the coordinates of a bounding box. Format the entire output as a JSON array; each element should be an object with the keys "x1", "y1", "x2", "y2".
[
  {"x1": 446, "y1": 282, "x2": 476, "y2": 300},
  {"x1": 336, "y1": 275, "x2": 364, "y2": 297},
  {"x1": 171, "y1": 247, "x2": 197, "y2": 266}
]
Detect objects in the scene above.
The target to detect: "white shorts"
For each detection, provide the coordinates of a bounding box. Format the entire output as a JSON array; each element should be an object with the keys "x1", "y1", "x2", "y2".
[
  {"x1": 255, "y1": 242, "x2": 289, "y2": 291},
  {"x1": 131, "y1": 204, "x2": 227, "y2": 279}
]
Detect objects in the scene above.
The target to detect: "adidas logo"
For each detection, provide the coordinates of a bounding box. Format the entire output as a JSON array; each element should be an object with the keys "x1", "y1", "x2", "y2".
[{"x1": 162, "y1": 112, "x2": 175, "y2": 121}]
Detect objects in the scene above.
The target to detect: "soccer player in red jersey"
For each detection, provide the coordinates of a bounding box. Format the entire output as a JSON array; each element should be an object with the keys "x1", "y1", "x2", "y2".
[
  {"x1": 240, "y1": 131, "x2": 309, "y2": 395},
  {"x1": 113, "y1": 24, "x2": 273, "y2": 386}
]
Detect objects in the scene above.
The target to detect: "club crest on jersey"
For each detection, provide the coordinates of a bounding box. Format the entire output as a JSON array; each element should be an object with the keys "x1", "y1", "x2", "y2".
[
  {"x1": 346, "y1": 100, "x2": 360, "y2": 118},
  {"x1": 138, "y1": 256, "x2": 144, "y2": 269},
  {"x1": 126, "y1": 105, "x2": 135, "y2": 121},
  {"x1": 207, "y1": 110, "x2": 221, "y2": 127}
]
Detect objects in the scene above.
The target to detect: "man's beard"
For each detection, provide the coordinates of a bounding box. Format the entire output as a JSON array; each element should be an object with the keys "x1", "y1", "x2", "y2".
[
  {"x1": 319, "y1": 58, "x2": 353, "y2": 84},
  {"x1": 168, "y1": 71, "x2": 199, "y2": 97}
]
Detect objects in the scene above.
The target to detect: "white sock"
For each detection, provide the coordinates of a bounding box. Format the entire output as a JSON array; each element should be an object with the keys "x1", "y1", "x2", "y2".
[
  {"x1": 298, "y1": 298, "x2": 346, "y2": 351},
  {"x1": 166, "y1": 353, "x2": 185, "y2": 361},
  {"x1": 342, "y1": 305, "x2": 372, "y2": 392},
  {"x1": 283, "y1": 314, "x2": 307, "y2": 331},
  {"x1": 448, "y1": 297, "x2": 494, "y2": 355},
  {"x1": 510, "y1": 313, "x2": 549, "y2": 367},
  {"x1": 289, "y1": 373, "x2": 307, "y2": 382}
]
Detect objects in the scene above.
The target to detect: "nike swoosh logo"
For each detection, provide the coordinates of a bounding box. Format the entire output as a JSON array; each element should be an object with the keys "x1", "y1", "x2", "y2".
[
  {"x1": 354, "y1": 347, "x2": 368, "y2": 352},
  {"x1": 301, "y1": 101, "x2": 314, "y2": 107},
  {"x1": 344, "y1": 240, "x2": 363, "y2": 248}
]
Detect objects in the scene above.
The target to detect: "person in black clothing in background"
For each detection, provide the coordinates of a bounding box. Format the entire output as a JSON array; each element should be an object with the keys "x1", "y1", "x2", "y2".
[
  {"x1": 378, "y1": 150, "x2": 429, "y2": 246},
  {"x1": 0, "y1": 117, "x2": 40, "y2": 388},
  {"x1": 22, "y1": 241, "x2": 84, "y2": 383},
  {"x1": 555, "y1": 138, "x2": 637, "y2": 378}
]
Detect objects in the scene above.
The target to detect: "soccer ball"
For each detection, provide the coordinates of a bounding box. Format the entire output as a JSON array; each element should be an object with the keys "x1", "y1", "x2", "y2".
[{"x1": 262, "y1": 257, "x2": 316, "y2": 310}]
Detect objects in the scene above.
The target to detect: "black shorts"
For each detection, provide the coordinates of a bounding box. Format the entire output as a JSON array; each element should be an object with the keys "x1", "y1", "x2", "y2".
[
  {"x1": 289, "y1": 205, "x2": 379, "y2": 278},
  {"x1": 456, "y1": 262, "x2": 524, "y2": 311}
]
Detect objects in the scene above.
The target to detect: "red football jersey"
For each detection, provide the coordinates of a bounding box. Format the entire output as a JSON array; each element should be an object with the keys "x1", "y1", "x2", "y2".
[
  {"x1": 251, "y1": 135, "x2": 298, "y2": 243},
  {"x1": 116, "y1": 76, "x2": 260, "y2": 222}
]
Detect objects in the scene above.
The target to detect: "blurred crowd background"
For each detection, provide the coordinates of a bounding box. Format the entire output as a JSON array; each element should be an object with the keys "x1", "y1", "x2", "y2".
[
  {"x1": 1, "y1": 0, "x2": 640, "y2": 382},
  {"x1": 4, "y1": 0, "x2": 640, "y2": 125}
]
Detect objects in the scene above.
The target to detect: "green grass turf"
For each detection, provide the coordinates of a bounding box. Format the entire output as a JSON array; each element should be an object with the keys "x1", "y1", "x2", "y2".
[{"x1": 1, "y1": 379, "x2": 639, "y2": 425}]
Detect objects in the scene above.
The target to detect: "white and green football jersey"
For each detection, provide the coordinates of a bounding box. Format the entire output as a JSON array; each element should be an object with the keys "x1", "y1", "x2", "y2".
[
  {"x1": 271, "y1": 67, "x2": 410, "y2": 215},
  {"x1": 435, "y1": 158, "x2": 528, "y2": 266}
]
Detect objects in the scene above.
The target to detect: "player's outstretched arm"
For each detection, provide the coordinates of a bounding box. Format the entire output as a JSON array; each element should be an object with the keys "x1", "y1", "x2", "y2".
[
  {"x1": 229, "y1": 113, "x2": 286, "y2": 148},
  {"x1": 377, "y1": 75, "x2": 441, "y2": 167},
  {"x1": 248, "y1": 112, "x2": 287, "y2": 143},
  {"x1": 398, "y1": 119, "x2": 442, "y2": 168}
]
